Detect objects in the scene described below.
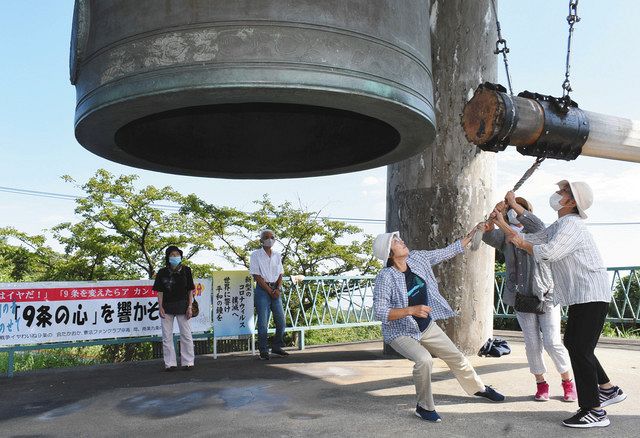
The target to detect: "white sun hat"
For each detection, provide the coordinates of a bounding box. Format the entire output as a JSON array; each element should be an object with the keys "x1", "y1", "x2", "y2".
[
  {"x1": 557, "y1": 180, "x2": 593, "y2": 219},
  {"x1": 373, "y1": 231, "x2": 400, "y2": 261}
]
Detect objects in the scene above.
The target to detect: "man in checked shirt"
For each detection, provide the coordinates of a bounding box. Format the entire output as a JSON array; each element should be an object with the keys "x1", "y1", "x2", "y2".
[
  {"x1": 372, "y1": 229, "x2": 505, "y2": 423},
  {"x1": 510, "y1": 180, "x2": 626, "y2": 429}
]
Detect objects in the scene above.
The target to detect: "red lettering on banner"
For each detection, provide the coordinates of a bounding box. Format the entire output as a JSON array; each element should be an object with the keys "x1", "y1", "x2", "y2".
[{"x1": 0, "y1": 286, "x2": 157, "y2": 302}]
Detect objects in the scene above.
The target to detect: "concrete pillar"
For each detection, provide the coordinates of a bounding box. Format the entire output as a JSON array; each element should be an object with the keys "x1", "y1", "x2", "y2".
[{"x1": 386, "y1": 0, "x2": 497, "y2": 354}]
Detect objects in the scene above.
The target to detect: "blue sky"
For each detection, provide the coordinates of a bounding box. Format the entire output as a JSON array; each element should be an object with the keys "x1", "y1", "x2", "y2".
[{"x1": 1, "y1": 0, "x2": 639, "y2": 269}]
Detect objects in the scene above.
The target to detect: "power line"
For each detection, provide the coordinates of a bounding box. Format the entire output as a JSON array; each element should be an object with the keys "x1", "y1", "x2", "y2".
[
  {"x1": 2, "y1": 185, "x2": 639, "y2": 227},
  {"x1": 0, "y1": 185, "x2": 384, "y2": 224},
  {"x1": 0, "y1": 185, "x2": 182, "y2": 211}
]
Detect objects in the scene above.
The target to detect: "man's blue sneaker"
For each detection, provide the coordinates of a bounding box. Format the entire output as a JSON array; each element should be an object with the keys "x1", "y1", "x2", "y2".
[
  {"x1": 415, "y1": 404, "x2": 442, "y2": 422},
  {"x1": 475, "y1": 385, "x2": 505, "y2": 402}
]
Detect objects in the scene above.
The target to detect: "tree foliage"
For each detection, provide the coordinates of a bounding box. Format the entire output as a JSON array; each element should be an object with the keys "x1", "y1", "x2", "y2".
[
  {"x1": 0, "y1": 227, "x2": 62, "y2": 281},
  {"x1": 181, "y1": 194, "x2": 380, "y2": 276},
  {"x1": 58, "y1": 170, "x2": 202, "y2": 279},
  {"x1": 1, "y1": 170, "x2": 378, "y2": 281}
]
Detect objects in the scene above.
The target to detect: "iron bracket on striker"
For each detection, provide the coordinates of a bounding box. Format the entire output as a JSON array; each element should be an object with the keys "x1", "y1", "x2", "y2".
[
  {"x1": 516, "y1": 90, "x2": 589, "y2": 161},
  {"x1": 477, "y1": 82, "x2": 517, "y2": 153}
]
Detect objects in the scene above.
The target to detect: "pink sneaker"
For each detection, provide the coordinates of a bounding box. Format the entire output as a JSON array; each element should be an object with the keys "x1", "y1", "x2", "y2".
[
  {"x1": 534, "y1": 381, "x2": 550, "y2": 401},
  {"x1": 562, "y1": 380, "x2": 577, "y2": 402}
]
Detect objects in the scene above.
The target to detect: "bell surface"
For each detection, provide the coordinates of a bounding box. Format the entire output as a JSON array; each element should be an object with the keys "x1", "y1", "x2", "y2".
[{"x1": 70, "y1": 0, "x2": 436, "y2": 179}]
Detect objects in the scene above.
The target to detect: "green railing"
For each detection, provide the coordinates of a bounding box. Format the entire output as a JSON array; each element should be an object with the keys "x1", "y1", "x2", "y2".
[
  {"x1": 0, "y1": 276, "x2": 379, "y2": 377},
  {"x1": 3, "y1": 267, "x2": 638, "y2": 377},
  {"x1": 280, "y1": 275, "x2": 379, "y2": 349},
  {"x1": 493, "y1": 266, "x2": 640, "y2": 323}
]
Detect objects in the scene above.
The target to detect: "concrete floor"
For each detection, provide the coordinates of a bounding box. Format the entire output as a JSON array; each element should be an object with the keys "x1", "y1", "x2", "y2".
[{"x1": 1, "y1": 335, "x2": 638, "y2": 437}]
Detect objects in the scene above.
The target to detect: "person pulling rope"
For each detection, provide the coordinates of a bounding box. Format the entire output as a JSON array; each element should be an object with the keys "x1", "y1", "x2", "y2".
[{"x1": 470, "y1": 157, "x2": 545, "y2": 250}]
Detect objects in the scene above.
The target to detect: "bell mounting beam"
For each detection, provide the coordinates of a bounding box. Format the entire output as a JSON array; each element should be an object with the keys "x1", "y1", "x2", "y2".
[{"x1": 461, "y1": 83, "x2": 640, "y2": 163}]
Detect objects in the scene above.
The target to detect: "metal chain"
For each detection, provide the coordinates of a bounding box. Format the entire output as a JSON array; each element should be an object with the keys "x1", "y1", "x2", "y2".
[
  {"x1": 485, "y1": 3, "x2": 546, "y2": 203},
  {"x1": 490, "y1": 0, "x2": 514, "y2": 95},
  {"x1": 561, "y1": 0, "x2": 580, "y2": 108},
  {"x1": 512, "y1": 157, "x2": 546, "y2": 192}
]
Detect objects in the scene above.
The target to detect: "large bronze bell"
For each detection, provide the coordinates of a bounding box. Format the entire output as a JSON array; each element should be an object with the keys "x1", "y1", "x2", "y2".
[{"x1": 70, "y1": 0, "x2": 436, "y2": 178}]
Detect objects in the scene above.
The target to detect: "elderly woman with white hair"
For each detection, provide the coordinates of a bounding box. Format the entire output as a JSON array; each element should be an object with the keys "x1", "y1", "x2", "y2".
[{"x1": 372, "y1": 228, "x2": 504, "y2": 423}]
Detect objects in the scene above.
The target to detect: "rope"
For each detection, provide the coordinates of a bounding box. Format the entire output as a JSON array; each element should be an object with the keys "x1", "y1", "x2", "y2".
[
  {"x1": 470, "y1": 157, "x2": 545, "y2": 251},
  {"x1": 512, "y1": 157, "x2": 546, "y2": 191}
]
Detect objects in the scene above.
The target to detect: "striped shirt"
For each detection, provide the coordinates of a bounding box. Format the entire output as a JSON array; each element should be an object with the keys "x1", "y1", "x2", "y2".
[
  {"x1": 527, "y1": 214, "x2": 610, "y2": 306},
  {"x1": 373, "y1": 241, "x2": 463, "y2": 343}
]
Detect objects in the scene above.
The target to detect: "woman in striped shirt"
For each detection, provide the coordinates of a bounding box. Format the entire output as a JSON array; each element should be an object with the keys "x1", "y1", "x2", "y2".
[
  {"x1": 510, "y1": 180, "x2": 626, "y2": 429},
  {"x1": 372, "y1": 229, "x2": 504, "y2": 423}
]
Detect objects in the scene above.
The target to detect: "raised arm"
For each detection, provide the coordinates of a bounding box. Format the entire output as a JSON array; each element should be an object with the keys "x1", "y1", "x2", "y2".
[
  {"x1": 505, "y1": 190, "x2": 545, "y2": 233},
  {"x1": 505, "y1": 191, "x2": 524, "y2": 215},
  {"x1": 531, "y1": 218, "x2": 583, "y2": 263},
  {"x1": 491, "y1": 208, "x2": 518, "y2": 240},
  {"x1": 518, "y1": 210, "x2": 546, "y2": 234},
  {"x1": 420, "y1": 240, "x2": 465, "y2": 266},
  {"x1": 482, "y1": 223, "x2": 506, "y2": 249},
  {"x1": 512, "y1": 218, "x2": 582, "y2": 259}
]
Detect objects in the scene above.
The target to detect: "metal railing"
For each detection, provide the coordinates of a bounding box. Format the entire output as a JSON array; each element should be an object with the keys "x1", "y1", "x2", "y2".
[
  {"x1": 0, "y1": 276, "x2": 380, "y2": 377},
  {"x1": 280, "y1": 275, "x2": 379, "y2": 349},
  {"x1": 493, "y1": 266, "x2": 640, "y2": 323},
  {"x1": 3, "y1": 267, "x2": 638, "y2": 377}
]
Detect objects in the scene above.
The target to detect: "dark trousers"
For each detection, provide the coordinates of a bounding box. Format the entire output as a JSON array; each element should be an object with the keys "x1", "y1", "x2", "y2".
[{"x1": 563, "y1": 301, "x2": 610, "y2": 409}]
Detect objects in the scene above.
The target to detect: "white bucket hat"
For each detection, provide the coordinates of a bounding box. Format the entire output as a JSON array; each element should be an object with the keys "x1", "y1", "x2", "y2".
[
  {"x1": 372, "y1": 231, "x2": 400, "y2": 261},
  {"x1": 557, "y1": 180, "x2": 593, "y2": 219}
]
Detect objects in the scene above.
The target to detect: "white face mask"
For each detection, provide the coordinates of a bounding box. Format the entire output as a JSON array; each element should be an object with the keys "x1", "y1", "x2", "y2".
[
  {"x1": 549, "y1": 192, "x2": 564, "y2": 211},
  {"x1": 262, "y1": 238, "x2": 275, "y2": 248},
  {"x1": 507, "y1": 209, "x2": 520, "y2": 225}
]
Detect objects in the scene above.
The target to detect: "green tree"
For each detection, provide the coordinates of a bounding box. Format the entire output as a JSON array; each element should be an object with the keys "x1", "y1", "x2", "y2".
[
  {"x1": 0, "y1": 227, "x2": 63, "y2": 281},
  {"x1": 60, "y1": 169, "x2": 201, "y2": 279},
  {"x1": 182, "y1": 194, "x2": 380, "y2": 276},
  {"x1": 182, "y1": 194, "x2": 381, "y2": 342},
  {"x1": 50, "y1": 220, "x2": 138, "y2": 281}
]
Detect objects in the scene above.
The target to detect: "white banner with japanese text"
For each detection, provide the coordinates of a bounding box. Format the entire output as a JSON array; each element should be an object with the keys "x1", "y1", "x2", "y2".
[
  {"x1": 0, "y1": 279, "x2": 212, "y2": 346},
  {"x1": 212, "y1": 270, "x2": 255, "y2": 337}
]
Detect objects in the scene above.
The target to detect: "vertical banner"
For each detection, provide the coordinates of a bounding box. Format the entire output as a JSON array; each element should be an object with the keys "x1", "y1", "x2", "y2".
[
  {"x1": 186, "y1": 278, "x2": 213, "y2": 333},
  {"x1": 212, "y1": 270, "x2": 255, "y2": 337},
  {"x1": 0, "y1": 278, "x2": 213, "y2": 346}
]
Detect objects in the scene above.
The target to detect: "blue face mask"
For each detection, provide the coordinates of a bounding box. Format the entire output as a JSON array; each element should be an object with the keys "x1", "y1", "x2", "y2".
[{"x1": 168, "y1": 256, "x2": 182, "y2": 266}]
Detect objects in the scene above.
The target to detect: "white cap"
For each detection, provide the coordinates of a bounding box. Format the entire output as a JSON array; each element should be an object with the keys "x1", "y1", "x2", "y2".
[
  {"x1": 372, "y1": 231, "x2": 400, "y2": 261},
  {"x1": 557, "y1": 180, "x2": 593, "y2": 219}
]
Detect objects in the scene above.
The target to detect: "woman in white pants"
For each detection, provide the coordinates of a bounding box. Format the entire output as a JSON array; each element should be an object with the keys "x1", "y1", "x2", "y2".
[
  {"x1": 483, "y1": 192, "x2": 576, "y2": 402},
  {"x1": 153, "y1": 245, "x2": 195, "y2": 371}
]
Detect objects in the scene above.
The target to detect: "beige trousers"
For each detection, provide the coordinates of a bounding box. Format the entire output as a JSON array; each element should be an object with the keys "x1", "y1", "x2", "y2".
[
  {"x1": 389, "y1": 322, "x2": 485, "y2": 410},
  {"x1": 161, "y1": 313, "x2": 194, "y2": 368}
]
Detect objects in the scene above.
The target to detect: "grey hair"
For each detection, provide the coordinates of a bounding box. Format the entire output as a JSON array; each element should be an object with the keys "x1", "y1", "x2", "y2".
[{"x1": 259, "y1": 229, "x2": 275, "y2": 240}]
